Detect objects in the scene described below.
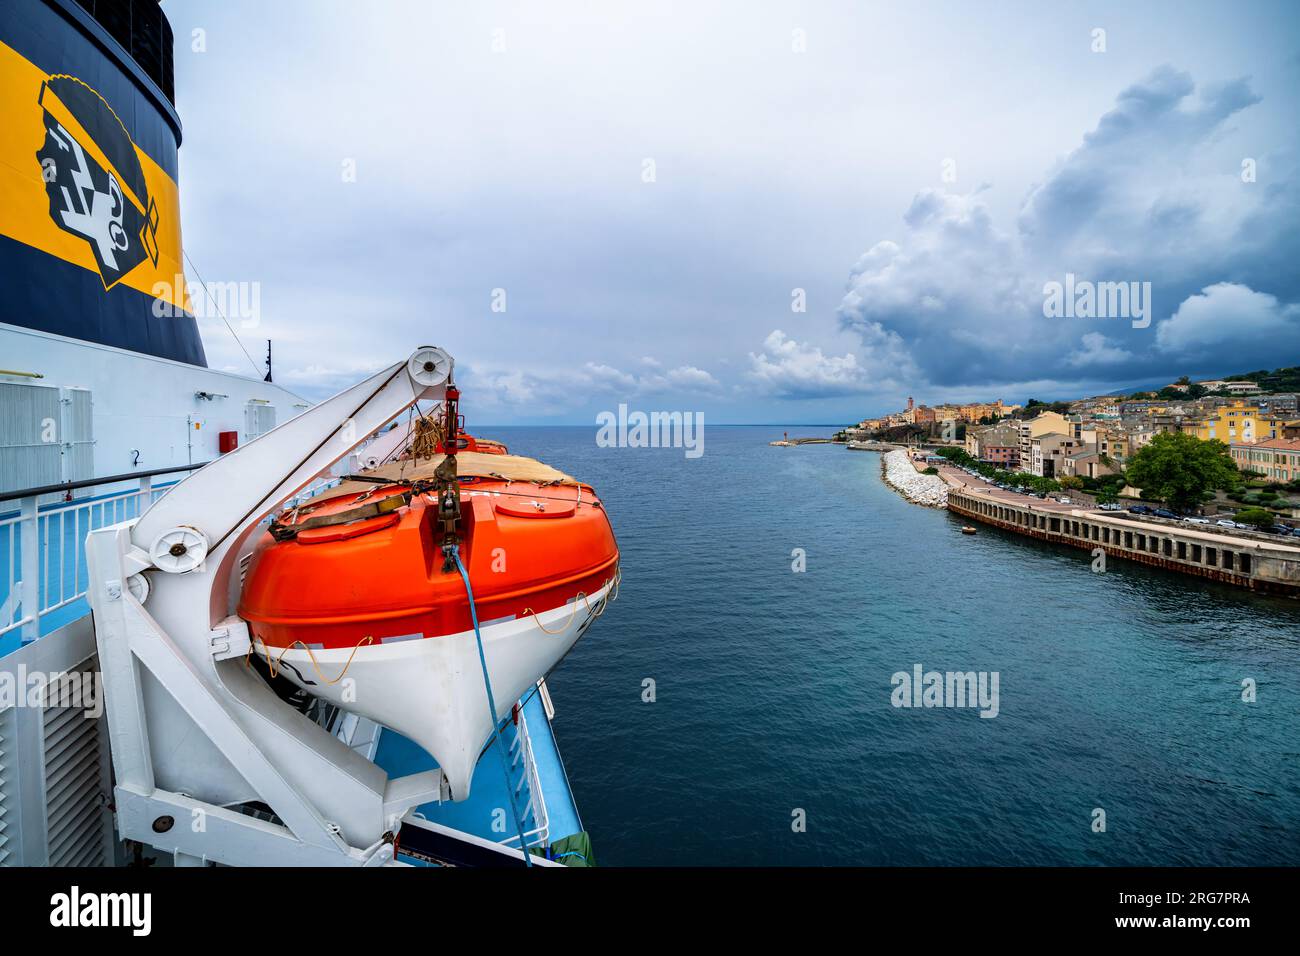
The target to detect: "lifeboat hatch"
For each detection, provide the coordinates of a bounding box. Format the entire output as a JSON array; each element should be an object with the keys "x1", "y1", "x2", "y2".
[
  {"x1": 494, "y1": 498, "x2": 577, "y2": 519},
  {"x1": 295, "y1": 512, "x2": 401, "y2": 544}
]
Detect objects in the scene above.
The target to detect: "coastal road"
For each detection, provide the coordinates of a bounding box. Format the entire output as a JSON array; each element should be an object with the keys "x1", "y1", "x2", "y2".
[{"x1": 916, "y1": 458, "x2": 1082, "y2": 514}]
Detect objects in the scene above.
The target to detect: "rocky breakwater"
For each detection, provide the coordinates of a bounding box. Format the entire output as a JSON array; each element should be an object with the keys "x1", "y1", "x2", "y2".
[{"x1": 881, "y1": 449, "x2": 948, "y2": 508}]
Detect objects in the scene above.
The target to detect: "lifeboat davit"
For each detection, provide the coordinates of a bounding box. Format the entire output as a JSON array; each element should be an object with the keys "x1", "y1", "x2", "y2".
[{"x1": 238, "y1": 440, "x2": 619, "y2": 801}]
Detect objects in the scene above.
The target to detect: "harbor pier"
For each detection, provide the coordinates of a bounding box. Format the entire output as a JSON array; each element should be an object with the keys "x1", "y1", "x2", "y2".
[{"x1": 947, "y1": 488, "x2": 1300, "y2": 596}]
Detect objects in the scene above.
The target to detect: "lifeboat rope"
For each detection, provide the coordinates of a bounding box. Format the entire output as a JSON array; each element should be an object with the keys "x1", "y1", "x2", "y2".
[
  {"x1": 522, "y1": 565, "x2": 621, "y2": 635},
  {"x1": 245, "y1": 634, "x2": 375, "y2": 685},
  {"x1": 450, "y1": 544, "x2": 535, "y2": 866}
]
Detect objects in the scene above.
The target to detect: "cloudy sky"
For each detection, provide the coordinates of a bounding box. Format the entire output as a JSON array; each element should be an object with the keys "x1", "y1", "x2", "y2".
[{"x1": 165, "y1": 0, "x2": 1300, "y2": 423}]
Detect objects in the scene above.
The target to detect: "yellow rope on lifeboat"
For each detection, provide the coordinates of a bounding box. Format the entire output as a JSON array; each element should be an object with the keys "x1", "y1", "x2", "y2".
[
  {"x1": 522, "y1": 565, "x2": 621, "y2": 634},
  {"x1": 246, "y1": 633, "x2": 375, "y2": 685}
]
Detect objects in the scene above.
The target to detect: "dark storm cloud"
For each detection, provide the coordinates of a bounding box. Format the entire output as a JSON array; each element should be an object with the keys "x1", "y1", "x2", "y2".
[{"x1": 837, "y1": 65, "x2": 1300, "y2": 397}]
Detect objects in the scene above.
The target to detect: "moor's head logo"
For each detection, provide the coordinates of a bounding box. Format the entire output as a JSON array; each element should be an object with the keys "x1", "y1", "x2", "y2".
[{"x1": 35, "y1": 75, "x2": 159, "y2": 289}]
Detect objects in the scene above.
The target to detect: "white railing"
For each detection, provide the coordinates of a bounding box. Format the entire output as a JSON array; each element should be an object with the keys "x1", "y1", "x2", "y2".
[
  {"x1": 0, "y1": 475, "x2": 179, "y2": 643},
  {"x1": 500, "y1": 710, "x2": 550, "y2": 850},
  {"x1": 1, "y1": 468, "x2": 343, "y2": 645}
]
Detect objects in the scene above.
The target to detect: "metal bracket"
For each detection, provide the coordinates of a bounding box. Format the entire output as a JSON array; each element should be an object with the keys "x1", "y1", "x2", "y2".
[{"x1": 210, "y1": 616, "x2": 252, "y2": 661}]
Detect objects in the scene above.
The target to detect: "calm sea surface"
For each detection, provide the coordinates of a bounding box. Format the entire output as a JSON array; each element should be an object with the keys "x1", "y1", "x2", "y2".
[{"x1": 488, "y1": 425, "x2": 1300, "y2": 866}]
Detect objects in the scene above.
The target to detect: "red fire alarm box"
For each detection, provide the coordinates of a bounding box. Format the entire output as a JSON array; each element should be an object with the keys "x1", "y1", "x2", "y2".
[{"x1": 219, "y1": 431, "x2": 239, "y2": 454}]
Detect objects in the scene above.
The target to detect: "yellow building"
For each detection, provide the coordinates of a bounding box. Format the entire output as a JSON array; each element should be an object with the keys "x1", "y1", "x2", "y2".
[
  {"x1": 1192, "y1": 400, "x2": 1259, "y2": 444},
  {"x1": 1259, "y1": 414, "x2": 1295, "y2": 441},
  {"x1": 958, "y1": 400, "x2": 1014, "y2": 422}
]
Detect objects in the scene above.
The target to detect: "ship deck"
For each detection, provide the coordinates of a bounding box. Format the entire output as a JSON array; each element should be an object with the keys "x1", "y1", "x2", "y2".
[{"x1": 374, "y1": 688, "x2": 584, "y2": 863}]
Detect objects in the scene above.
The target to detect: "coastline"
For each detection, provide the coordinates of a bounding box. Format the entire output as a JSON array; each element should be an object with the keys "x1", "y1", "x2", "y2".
[{"x1": 880, "y1": 448, "x2": 949, "y2": 508}]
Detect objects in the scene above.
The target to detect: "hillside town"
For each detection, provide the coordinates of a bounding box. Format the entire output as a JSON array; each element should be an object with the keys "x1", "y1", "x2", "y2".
[
  {"x1": 834, "y1": 369, "x2": 1300, "y2": 596},
  {"x1": 843, "y1": 375, "x2": 1300, "y2": 490}
]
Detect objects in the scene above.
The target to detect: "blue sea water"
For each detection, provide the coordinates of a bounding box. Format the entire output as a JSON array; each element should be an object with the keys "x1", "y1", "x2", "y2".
[{"x1": 486, "y1": 424, "x2": 1300, "y2": 866}]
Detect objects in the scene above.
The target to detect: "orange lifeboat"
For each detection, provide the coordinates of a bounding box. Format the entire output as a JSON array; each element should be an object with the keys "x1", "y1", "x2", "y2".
[{"x1": 238, "y1": 436, "x2": 618, "y2": 801}]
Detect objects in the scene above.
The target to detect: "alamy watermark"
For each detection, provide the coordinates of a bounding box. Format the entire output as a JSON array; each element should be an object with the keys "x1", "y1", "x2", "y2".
[
  {"x1": 0, "y1": 666, "x2": 104, "y2": 718},
  {"x1": 1042, "y1": 273, "x2": 1151, "y2": 329},
  {"x1": 50, "y1": 886, "x2": 150, "y2": 936},
  {"x1": 596, "y1": 404, "x2": 704, "y2": 459},
  {"x1": 890, "y1": 664, "x2": 1000, "y2": 718},
  {"x1": 151, "y1": 274, "x2": 262, "y2": 328}
]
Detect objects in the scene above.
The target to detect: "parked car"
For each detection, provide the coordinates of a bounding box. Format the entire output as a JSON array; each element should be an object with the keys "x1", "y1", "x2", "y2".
[
  {"x1": 1215, "y1": 519, "x2": 1238, "y2": 528},
  {"x1": 1099, "y1": 502, "x2": 1123, "y2": 511},
  {"x1": 1057, "y1": 497, "x2": 1072, "y2": 504},
  {"x1": 1128, "y1": 505, "x2": 1153, "y2": 515},
  {"x1": 1181, "y1": 516, "x2": 1210, "y2": 525},
  {"x1": 1152, "y1": 509, "x2": 1178, "y2": 519},
  {"x1": 1272, "y1": 525, "x2": 1295, "y2": 536}
]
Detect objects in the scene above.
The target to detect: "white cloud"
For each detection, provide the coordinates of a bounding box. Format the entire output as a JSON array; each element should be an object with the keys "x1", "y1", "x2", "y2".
[
  {"x1": 746, "y1": 330, "x2": 912, "y2": 399},
  {"x1": 464, "y1": 359, "x2": 722, "y2": 416},
  {"x1": 1067, "y1": 333, "x2": 1132, "y2": 368},
  {"x1": 1156, "y1": 282, "x2": 1300, "y2": 355}
]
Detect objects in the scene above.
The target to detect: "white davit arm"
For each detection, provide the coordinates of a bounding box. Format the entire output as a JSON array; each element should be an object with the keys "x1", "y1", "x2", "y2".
[
  {"x1": 85, "y1": 347, "x2": 455, "y2": 864},
  {"x1": 135, "y1": 345, "x2": 452, "y2": 621}
]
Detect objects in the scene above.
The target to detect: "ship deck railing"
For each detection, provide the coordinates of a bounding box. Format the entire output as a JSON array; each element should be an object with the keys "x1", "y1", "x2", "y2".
[
  {"x1": 0, "y1": 463, "x2": 341, "y2": 655},
  {"x1": 502, "y1": 707, "x2": 550, "y2": 849}
]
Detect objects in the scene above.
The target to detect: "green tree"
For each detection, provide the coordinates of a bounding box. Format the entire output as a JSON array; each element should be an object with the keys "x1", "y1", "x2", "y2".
[
  {"x1": 1234, "y1": 507, "x2": 1275, "y2": 529},
  {"x1": 1123, "y1": 432, "x2": 1238, "y2": 513},
  {"x1": 1058, "y1": 475, "x2": 1084, "y2": 490}
]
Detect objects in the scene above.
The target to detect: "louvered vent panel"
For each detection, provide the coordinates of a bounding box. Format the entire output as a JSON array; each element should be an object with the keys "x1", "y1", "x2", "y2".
[
  {"x1": 245, "y1": 402, "x2": 277, "y2": 441},
  {"x1": 43, "y1": 673, "x2": 109, "y2": 867},
  {"x1": 0, "y1": 383, "x2": 62, "y2": 494},
  {"x1": 0, "y1": 707, "x2": 13, "y2": 865}
]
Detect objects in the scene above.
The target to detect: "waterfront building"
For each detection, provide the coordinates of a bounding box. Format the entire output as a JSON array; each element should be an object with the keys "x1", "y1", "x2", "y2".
[
  {"x1": 1060, "y1": 448, "x2": 1118, "y2": 479},
  {"x1": 1230, "y1": 437, "x2": 1300, "y2": 482},
  {"x1": 967, "y1": 423, "x2": 1020, "y2": 465},
  {"x1": 1028, "y1": 432, "x2": 1083, "y2": 478},
  {"x1": 1017, "y1": 411, "x2": 1070, "y2": 470}
]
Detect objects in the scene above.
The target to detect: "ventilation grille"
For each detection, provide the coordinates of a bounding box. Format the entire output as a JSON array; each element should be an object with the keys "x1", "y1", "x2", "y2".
[
  {"x1": 0, "y1": 383, "x2": 62, "y2": 494},
  {"x1": 0, "y1": 707, "x2": 13, "y2": 866},
  {"x1": 245, "y1": 402, "x2": 277, "y2": 441},
  {"x1": 43, "y1": 672, "x2": 109, "y2": 867}
]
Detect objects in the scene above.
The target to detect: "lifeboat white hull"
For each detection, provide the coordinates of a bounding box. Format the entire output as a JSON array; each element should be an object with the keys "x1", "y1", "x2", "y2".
[{"x1": 257, "y1": 582, "x2": 612, "y2": 801}]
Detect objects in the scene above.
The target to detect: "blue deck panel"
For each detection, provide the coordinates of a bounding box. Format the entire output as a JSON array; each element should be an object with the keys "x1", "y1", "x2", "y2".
[
  {"x1": 374, "y1": 690, "x2": 583, "y2": 851},
  {"x1": 520, "y1": 691, "x2": 582, "y2": 841}
]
